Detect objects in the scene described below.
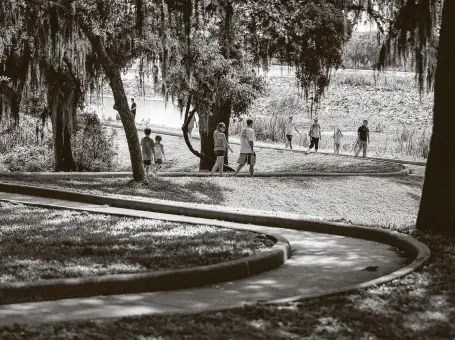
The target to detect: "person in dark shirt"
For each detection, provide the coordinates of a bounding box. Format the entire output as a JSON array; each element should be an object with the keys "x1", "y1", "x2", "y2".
[
  {"x1": 355, "y1": 120, "x2": 370, "y2": 158},
  {"x1": 130, "y1": 98, "x2": 137, "y2": 119}
]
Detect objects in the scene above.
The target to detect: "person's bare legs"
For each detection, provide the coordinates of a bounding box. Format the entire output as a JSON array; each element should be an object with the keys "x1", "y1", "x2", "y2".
[
  {"x1": 211, "y1": 159, "x2": 219, "y2": 175},
  {"x1": 218, "y1": 156, "x2": 224, "y2": 176},
  {"x1": 145, "y1": 165, "x2": 150, "y2": 181},
  {"x1": 362, "y1": 142, "x2": 367, "y2": 158}
]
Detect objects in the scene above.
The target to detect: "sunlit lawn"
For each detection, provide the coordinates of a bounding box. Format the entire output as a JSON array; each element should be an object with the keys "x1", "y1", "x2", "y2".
[
  {"x1": 0, "y1": 174, "x2": 422, "y2": 230},
  {"x1": 0, "y1": 202, "x2": 274, "y2": 284}
]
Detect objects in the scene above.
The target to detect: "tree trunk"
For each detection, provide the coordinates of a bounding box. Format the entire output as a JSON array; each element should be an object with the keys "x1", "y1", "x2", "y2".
[
  {"x1": 416, "y1": 0, "x2": 455, "y2": 236},
  {"x1": 107, "y1": 67, "x2": 144, "y2": 181},
  {"x1": 199, "y1": 112, "x2": 216, "y2": 170},
  {"x1": 80, "y1": 23, "x2": 145, "y2": 181},
  {"x1": 52, "y1": 108, "x2": 76, "y2": 171}
]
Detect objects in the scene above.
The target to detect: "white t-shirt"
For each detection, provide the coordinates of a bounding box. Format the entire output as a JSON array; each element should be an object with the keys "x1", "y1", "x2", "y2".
[
  {"x1": 240, "y1": 127, "x2": 255, "y2": 154},
  {"x1": 285, "y1": 122, "x2": 294, "y2": 135},
  {"x1": 334, "y1": 131, "x2": 342, "y2": 144}
]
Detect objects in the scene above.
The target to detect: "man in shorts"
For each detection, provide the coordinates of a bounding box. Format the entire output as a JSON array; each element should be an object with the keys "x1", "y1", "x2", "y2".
[
  {"x1": 355, "y1": 120, "x2": 370, "y2": 158},
  {"x1": 284, "y1": 116, "x2": 301, "y2": 151},
  {"x1": 306, "y1": 118, "x2": 322, "y2": 153},
  {"x1": 235, "y1": 118, "x2": 256, "y2": 177}
]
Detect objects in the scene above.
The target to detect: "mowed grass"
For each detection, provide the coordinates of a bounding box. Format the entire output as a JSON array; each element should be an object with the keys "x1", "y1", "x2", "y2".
[
  {"x1": 0, "y1": 175, "x2": 423, "y2": 229},
  {"x1": 112, "y1": 127, "x2": 404, "y2": 173},
  {"x1": 0, "y1": 230, "x2": 453, "y2": 339},
  {"x1": 0, "y1": 202, "x2": 274, "y2": 283}
]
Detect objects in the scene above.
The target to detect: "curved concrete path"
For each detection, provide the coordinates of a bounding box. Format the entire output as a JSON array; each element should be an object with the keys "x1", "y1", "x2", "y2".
[{"x1": 0, "y1": 191, "x2": 414, "y2": 326}]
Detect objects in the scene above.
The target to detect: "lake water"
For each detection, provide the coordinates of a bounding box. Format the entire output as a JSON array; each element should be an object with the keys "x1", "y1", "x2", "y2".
[{"x1": 88, "y1": 96, "x2": 183, "y2": 128}]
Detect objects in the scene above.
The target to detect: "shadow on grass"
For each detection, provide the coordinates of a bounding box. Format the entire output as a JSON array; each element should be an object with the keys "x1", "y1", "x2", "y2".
[
  {"x1": 0, "y1": 174, "x2": 227, "y2": 205},
  {"x1": 0, "y1": 202, "x2": 273, "y2": 285}
]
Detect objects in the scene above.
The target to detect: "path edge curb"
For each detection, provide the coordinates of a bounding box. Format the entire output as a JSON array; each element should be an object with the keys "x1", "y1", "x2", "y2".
[
  {"x1": 0, "y1": 182, "x2": 430, "y2": 307},
  {"x1": 0, "y1": 168, "x2": 409, "y2": 178},
  {"x1": 0, "y1": 210, "x2": 291, "y2": 304}
]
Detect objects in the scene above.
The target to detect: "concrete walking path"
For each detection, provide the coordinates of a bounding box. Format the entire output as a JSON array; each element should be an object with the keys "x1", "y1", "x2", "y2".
[{"x1": 0, "y1": 192, "x2": 409, "y2": 326}]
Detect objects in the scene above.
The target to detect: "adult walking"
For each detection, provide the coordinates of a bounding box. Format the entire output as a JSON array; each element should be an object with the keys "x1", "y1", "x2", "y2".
[
  {"x1": 210, "y1": 122, "x2": 233, "y2": 176},
  {"x1": 284, "y1": 116, "x2": 301, "y2": 151},
  {"x1": 130, "y1": 98, "x2": 137, "y2": 119},
  {"x1": 235, "y1": 118, "x2": 256, "y2": 177},
  {"x1": 306, "y1": 118, "x2": 321, "y2": 153},
  {"x1": 355, "y1": 120, "x2": 370, "y2": 158}
]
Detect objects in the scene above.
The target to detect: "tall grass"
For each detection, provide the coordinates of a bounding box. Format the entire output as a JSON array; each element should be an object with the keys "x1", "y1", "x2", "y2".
[{"x1": 230, "y1": 115, "x2": 431, "y2": 161}]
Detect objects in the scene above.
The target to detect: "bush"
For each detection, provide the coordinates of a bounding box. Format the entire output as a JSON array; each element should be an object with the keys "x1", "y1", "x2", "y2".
[
  {"x1": 72, "y1": 110, "x2": 118, "y2": 171},
  {"x1": 2, "y1": 145, "x2": 53, "y2": 172}
]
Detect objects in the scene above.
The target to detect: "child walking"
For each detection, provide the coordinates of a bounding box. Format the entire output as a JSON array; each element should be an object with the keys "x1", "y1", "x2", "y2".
[
  {"x1": 140, "y1": 128, "x2": 155, "y2": 182},
  {"x1": 153, "y1": 135, "x2": 165, "y2": 176},
  {"x1": 333, "y1": 127, "x2": 343, "y2": 154}
]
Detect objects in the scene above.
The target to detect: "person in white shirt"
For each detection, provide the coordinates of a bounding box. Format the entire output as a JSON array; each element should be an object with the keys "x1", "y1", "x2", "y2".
[
  {"x1": 235, "y1": 118, "x2": 256, "y2": 177},
  {"x1": 284, "y1": 116, "x2": 301, "y2": 151},
  {"x1": 306, "y1": 118, "x2": 322, "y2": 153},
  {"x1": 333, "y1": 127, "x2": 343, "y2": 154}
]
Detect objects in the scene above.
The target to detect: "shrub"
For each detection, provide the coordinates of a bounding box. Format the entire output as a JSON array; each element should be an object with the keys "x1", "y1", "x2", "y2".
[
  {"x1": 72, "y1": 110, "x2": 118, "y2": 172},
  {"x1": 2, "y1": 145, "x2": 53, "y2": 172}
]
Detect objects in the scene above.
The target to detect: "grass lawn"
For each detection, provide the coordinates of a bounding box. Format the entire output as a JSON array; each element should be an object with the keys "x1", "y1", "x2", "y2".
[
  {"x1": 112, "y1": 127, "x2": 404, "y2": 173},
  {"x1": 0, "y1": 202, "x2": 274, "y2": 283},
  {"x1": 0, "y1": 175, "x2": 422, "y2": 229},
  {"x1": 0, "y1": 230, "x2": 453, "y2": 340}
]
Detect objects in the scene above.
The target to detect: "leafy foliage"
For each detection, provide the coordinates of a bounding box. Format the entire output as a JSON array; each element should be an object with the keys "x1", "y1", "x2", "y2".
[{"x1": 72, "y1": 110, "x2": 118, "y2": 172}]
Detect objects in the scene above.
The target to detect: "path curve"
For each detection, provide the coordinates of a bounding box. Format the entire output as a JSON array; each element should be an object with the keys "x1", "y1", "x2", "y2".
[{"x1": 0, "y1": 184, "x2": 430, "y2": 326}]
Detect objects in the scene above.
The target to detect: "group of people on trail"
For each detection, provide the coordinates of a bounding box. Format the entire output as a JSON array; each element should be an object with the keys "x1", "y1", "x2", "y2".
[
  {"x1": 139, "y1": 111, "x2": 370, "y2": 180},
  {"x1": 140, "y1": 128, "x2": 166, "y2": 182},
  {"x1": 282, "y1": 116, "x2": 370, "y2": 158}
]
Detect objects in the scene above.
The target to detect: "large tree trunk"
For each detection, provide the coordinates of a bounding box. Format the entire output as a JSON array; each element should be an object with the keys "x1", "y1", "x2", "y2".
[
  {"x1": 80, "y1": 24, "x2": 145, "y2": 182},
  {"x1": 199, "y1": 112, "x2": 216, "y2": 170},
  {"x1": 107, "y1": 68, "x2": 144, "y2": 182},
  {"x1": 52, "y1": 108, "x2": 76, "y2": 171},
  {"x1": 416, "y1": 0, "x2": 455, "y2": 235}
]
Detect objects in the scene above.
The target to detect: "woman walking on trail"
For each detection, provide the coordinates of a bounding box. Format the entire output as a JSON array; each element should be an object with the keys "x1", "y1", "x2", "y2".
[
  {"x1": 333, "y1": 127, "x2": 343, "y2": 154},
  {"x1": 211, "y1": 122, "x2": 233, "y2": 176}
]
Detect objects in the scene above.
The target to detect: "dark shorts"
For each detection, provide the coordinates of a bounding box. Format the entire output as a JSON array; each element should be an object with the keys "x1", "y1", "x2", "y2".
[
  {"x1": 143, "y1": 160, "x2": 151, "y2": 166},
  {"x1": 215, "y1": 150, "x2": 225, "y2": 157},
  {"x1": 286, "y1": 135, "x2": 293, "y2": 142},
  {"x1": 237, "y1": 153, "x2": 255, "y2": 165},
  {"x1": 155, "y1": 159, "x2": 163, "y2": 165}
]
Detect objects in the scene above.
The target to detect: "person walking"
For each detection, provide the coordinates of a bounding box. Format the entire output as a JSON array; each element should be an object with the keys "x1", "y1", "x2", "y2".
[
  {"x1": 210, "y1": 122, "x2": 233, "y2": 176},
  {"x1": 355, "y1": 120, "x2": 370, "y2": 158},
  {"x1": 153, "y1": 135, "x2": 166, "y2": 175},
  {"x1": 306, "y1": 118, "x2": 321, "y2": 153},
  {"x1": 130, "y1": 98, "x2": 137, "y2": 119},
  {"x1": 333, "y1": 127, "x2": 343, "y2": 154},
  {"x1": 284, "y1": 116, "x2": 301, "y2": 151},
  {"x1": 235, "y1": 118, "x2": 256, "y2": 177},
  {"x1": 140, "y1": 128, "x2": 155, "y2": 183}
]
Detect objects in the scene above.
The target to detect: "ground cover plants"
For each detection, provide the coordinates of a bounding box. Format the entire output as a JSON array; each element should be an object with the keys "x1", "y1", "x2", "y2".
[{"x1": 0, "y1": 202, "x2": 274, "y2": 283}]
